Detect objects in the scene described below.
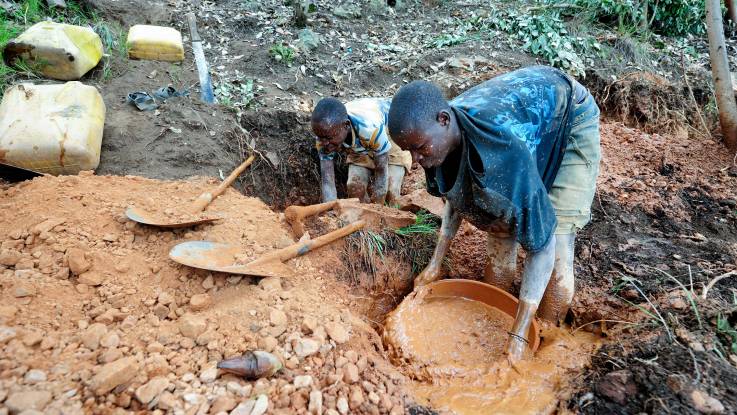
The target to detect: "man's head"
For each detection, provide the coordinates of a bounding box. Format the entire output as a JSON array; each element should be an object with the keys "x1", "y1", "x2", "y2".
[
  {"x1": 311, "y1": 97, "x2": 351, "y2": 154},
  {"x1": 388, "y1": 81, "x2": 460, "y2": 168}
]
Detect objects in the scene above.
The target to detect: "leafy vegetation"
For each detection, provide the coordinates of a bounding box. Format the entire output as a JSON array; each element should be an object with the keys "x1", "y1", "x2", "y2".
[
  {"x1": 215, "y1": 78, "x2": 258, "y2": 112},
  {"x1": 269, "y1": 44, "x2": 296, "y2": 66},
  {"x1": 573, "y1": 0, "x2": 706, "y2": 36},
  {"x1": 395, "y1": 210, "x2": 439, "y2": 236},
  {"x1": 716, "y1": 314, "x2": 737, "y2": 355}
]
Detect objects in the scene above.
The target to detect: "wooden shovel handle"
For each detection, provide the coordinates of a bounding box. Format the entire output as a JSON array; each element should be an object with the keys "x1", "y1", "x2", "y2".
[
  {"x1": 190, "y1": 155, "x2": 255, "y2": 213},
  {"x1": 249, "y1": 220, "x2": 365, "y2": 266}
]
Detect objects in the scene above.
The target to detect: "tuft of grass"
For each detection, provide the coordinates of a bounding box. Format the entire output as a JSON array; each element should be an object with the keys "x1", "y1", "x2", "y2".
[
  {"x1": 716, "y1": 314, "x2": 737, "y2": 355},
  {"x1": 394, "y1": 210, "x2": 438, "y2": 236},
  {"x1": 269, "y1": 44, "x2": 295, "y2": 67}
]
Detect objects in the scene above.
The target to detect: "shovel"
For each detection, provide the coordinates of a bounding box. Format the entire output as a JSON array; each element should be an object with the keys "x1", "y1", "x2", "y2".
[
  {"x1": 126, "y1": 155, "x2": 255, "y2": 228},
  {"x1": 169, "y1": 220, "x2": 365, "y2": 277}
]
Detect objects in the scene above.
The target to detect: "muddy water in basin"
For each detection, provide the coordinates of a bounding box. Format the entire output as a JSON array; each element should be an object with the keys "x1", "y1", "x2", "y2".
[{"x1": 384, "y1": 284, "x2": 600, "y2": 415}]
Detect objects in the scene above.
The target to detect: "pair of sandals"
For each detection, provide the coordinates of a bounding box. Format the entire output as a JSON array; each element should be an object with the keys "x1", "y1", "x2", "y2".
[{"x1": 126, "y1": 86, "x2": 189, "y2": 111}]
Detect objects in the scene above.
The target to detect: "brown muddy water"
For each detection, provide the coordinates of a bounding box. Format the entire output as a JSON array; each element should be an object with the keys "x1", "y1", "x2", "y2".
[{"x1": 384, "y1": 283, "x2": 601, "y2": 415}]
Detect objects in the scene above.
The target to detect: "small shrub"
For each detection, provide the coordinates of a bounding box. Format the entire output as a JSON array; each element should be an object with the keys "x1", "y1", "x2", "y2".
[{"x1": 269, "y1": 44, "x2": 295, "y2": 66}]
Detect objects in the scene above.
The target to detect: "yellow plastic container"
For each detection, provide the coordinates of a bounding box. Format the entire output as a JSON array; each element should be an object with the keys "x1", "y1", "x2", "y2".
[
  {"x1": 127, "y1": 25, "x2": 184, "y2": 62},
  {"x1": 0, "y1": 82, "x2": 106, "y2": 175},
  {"x1": 4, "y1": 21, "x2": 103, "y2": 81}
]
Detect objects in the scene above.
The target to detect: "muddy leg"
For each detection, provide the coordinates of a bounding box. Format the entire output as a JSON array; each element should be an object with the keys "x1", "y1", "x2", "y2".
[
  {"x1": 538, "y1": 233, "x2": 575, "y2": 323},
  {"x1": 346, "y1": 164, "x2": 371, "y2": 203},
  {"x1": 386, "y1": 165, "x2": 405, "y2": 204},
  {"x1": 483, "y1": 234, "x2": 518, "y2": 292}
]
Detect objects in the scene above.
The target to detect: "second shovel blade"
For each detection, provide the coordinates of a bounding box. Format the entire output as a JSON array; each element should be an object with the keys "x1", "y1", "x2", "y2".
[
  {"x1": 169, "y1": 241, "x2": 293, "y2": 278},
  {"x1": 126, "y1": 207, "x2": 222, "y2": 228}
]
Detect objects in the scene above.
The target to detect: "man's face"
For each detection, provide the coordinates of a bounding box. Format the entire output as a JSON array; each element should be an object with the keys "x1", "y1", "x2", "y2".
[
  {"x1": 396, "y1": 110, "x2": 457, "y2": 169},
  {"x1": 312, "y1": 119, "x2": 351, "y2": 153}
]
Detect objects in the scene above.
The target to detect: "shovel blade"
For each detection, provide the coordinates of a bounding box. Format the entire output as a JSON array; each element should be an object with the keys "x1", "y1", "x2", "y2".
[
  {"x1": 126, "y1": 206, "x2": 222, "y2": 228},
  {"x1": 169, "y1": 241, "x2": 292, "y2": 278}
]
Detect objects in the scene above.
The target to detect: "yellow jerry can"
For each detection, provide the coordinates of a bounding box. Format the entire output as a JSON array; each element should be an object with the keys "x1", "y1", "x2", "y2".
[
  {"x1": 4, "y1": 21, "x2": 104, "y2": 81},
  {"x1": 0, "y1": 82, "x2": 106, "y2": 175},
  {"x1": 127, "y1": 25, "x2": 184, "y2": 62}
]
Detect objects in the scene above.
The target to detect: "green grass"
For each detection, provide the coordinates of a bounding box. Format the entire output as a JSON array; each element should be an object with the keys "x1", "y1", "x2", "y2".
[
  {"x1": 394, "y1": 210, "x2": 439, "y2": 236},
  {"x1": 269, "y1": 44, "x2": 295, "y2": 67}
]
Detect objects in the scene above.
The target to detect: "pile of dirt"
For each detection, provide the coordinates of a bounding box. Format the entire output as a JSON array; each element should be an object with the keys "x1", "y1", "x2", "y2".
[{"x1": 0, "y1": 173, "x2": 412, "y2": 414}]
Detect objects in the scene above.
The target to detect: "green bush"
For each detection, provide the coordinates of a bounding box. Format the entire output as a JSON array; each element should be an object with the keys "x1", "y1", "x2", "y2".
[{"x1": 573, "y1": 0, "x2": 705, "y2": 36}]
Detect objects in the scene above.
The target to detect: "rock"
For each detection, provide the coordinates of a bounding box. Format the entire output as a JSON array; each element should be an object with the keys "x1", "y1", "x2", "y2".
[
  {"x1": 298, "y1": 28, "x2": 320, "y2": 51},
  {"x1": 230, "y1": 400, "x2": 255, "y2": 415},
  {"x1": 135, "y1": 376, "x2": 169, "y2": 405},
  {"x1": 189, "y1": 293, "x2": 212, "y2": 311},
  {"x1": 157, "y1": 391, "x2": 179, "y2": 411},
  {"x1": 13, "y1": 282, "x2": 36, "y2": 298},
  {"x1": 210, "y1": 395, "x2": 237, "y2": 413},
  {"x1": 691, "y1": 390, "x2": 725, "y2": 414},
  {"x1": 349, "y1": 386, "x2": 364, "y2": 409},
  {"x1": 146, "y1": 342, "x2": 164, "y2": 353},
  {"x1": 22, "y1": 331, "x2": 43, "y2": 347},
  {"x1": 258, "y1": 277, "x2": 281, "y2": 292},
  {"x1": 301, "y1": 317, "x2": 317, "y2": 334},
  {"x1": 333, "y1": 4, "x2": 361, "y2": 18},
  {"x1": 100, "y1": 332, "x2": 120, "y2": 349},
  {"x1": 32, "y1": 217, "x2": 65, "y2": 234},
  {"x1": 343, "y1": 363, "x2": 360, "y2": 384},
  {"x1": 14, "y1": 258, "x2": 34, "y2": 270},
  {"x1": 199, "y1": 366, "x2": 218, "y2": 383},
  {"x1": 251, "y1": 395, "x2": 269, "y2": 415},
  {"x1": 202, "y1": 275, "x2": 214, "y2": 290},
  {"x1": 295, "y1": 338, "x2": 319, "y2": 358},
  {"x1": 336, "y1": 397, "x2": 349, "y2": 415},
  {"x1": 226, "y1": 381, "x2": 249, "y2": 397},
  {"x1": 0, "y1": 250, "x2": 21, "y2": 266},
  {"x1": 368, "y1": 391, "x2": 380, "y2": 405},
  {"x1": 157, "y1": 291, "x2": 174, "y2": 305},
  {"x1": 82, "y1": 323, "x2": 108, "y2": 350},
  {"x1": 325, "y1": 322, "x2": 349, "y2": 344},
  {"x1": 0, "y1": 305, "x2": 18, "y2": 320},
  {"x1": 99, "y1": 348, "x2": 123, "y2": 364},
  {"x1": 89, "y1": 356, "x2": 138, "y2": 395},
  {"x1": 595, "y1": 370, "x2": 637, "y2": 405},
  {"x1": 24, "y1": 369, "x2": 46, "y2": 383},
  {"x1": 293, "y1": 375, "x2": 312, "y2": 389},
  {"x1": 396, "y1": 188, "x2": 445, "y2": 217},
  {"x1": 5, "y1": 391, "x2": 52, "y2": 413},
  {"x1": 257, "y1": 336, "x2": 278, "y2": 353},
  {"x1": 66, "y1": 248, "x2": 90, "y2": 275},
  {"x1": 102, "y1": 233, "x2": 117, "y2": 242},
  {"x1": 309, "y1": 390, "x2": 323, "y2": 415},
  {"x1": 269, "y1": 309, "x2": 287, "y2": 326},
  {"x1": 78, "y1": 271, "x2": 104, "y2": 286},
  {"x1": 0, "y1": 326, "x2": 17, "y2": 344},
  {"x1": 344, "y1": 350, "x2": 358, "y2": 363},
  {"x1": 179, "y1": 314, "x2": 207, "y2": 338},
  {"x1": 152, "y1": 304, "x2": 169, "y2": 319}
]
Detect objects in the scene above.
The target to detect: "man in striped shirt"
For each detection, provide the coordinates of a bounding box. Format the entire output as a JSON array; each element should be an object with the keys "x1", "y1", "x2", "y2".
[{"x1": 312, "y1": 97, "x2": 412, "y2": 204}]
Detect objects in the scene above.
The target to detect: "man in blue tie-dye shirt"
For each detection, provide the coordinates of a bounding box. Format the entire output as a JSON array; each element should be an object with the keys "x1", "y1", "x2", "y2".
[
  {"x1": 388, "y1": 66, "x2": 601, "y2": 363},
  {"x1": 312, "y1": 97, "x2": 412, "y2": 204}
]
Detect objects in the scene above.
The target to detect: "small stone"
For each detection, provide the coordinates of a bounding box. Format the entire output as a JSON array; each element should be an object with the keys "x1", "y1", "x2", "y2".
[
  {"x1": 0, "y1": 250, "x2": 21, "y2": 266},
  {"x1": 82, "y1": 323, "x2": 108, "y2": 350},
  {"x1": 24, "y1": 369, "x2": 47, "y2": 383},
  {"x1": 99, "y1": 348, "x2": 123, "y2": 364},
  {"x1": 100, "y1": 332, "x2": 120, "y2": 349},
  {"x1": 293, "y1": 375, "x2": 313, "y2": 389},
  {"x1": 147, "y1": 342, "x2": 164, "y2": 353},
  {"x1": 89, "y1": 356, "x2": 138, "y2": 395},
  {"x1": 257, "y1": 336, "x2": 278, "y2": 353},
  {"x1": 210, "y1": 395, "x2": 237, "y2": 413},
  {"x1": 595, "y1": 370, "x2": 637, "y2": 405},
  {"x1": 349, "y1": 386, "x2": 364, "y2": 409},
  {"x1": 270, "y1": 309, "x2": 287, "y2": 326},
  {"x1": 336, "y1": 397, "x2": 349, "y2": 415},
  {"x1": 230, "y1": 400, "x2": 255, "y2": 415},
  {"x1": 5, "y1": 391, "x2": 52, "y2": 413},
  {"x1": 202, "y1": 275, "x2": 214, "y2": 290},
  {"x1": 309, "y1": 390, "x2": 323, "y2": 415},
  {"x1": 226, "y1": 381, "x2": 248, "y2": 396},
  {"x1": 157, "y1": 291, "x2": 174, "y2": 305},
  {"x1": 368, "y1": 391, "x2": 380, "y2": 405},
  {"x1": 258, "y1": 277, "x2": 282, "y2": 292},
  {"x1": 344, "y1": 350, "x2": 358, "y2": 363},
  {"x1": 135, "y1": 376, "x2": 170, "y2": 405},
  {"x1": 301, "y1": 317, "x2": 317, "y2": 334},
  {"x1": 78, "y1": 271, "x2": 104, "y2": 286},
  {"x1": 13, "y1": 282, "x2": 36, "y2": 298},
  {"x1": 295, "y1": 338, "x2": 319, "y2": 358},
  {"x1": 0, "y1": 305, "x2": 18, "y2": 320},
  {"x1": 189, "y1": 294, "x2": 212, "y2": 311},
  {"x1": 251, "y1": 395, "x2": 269, "y2": 415},
  {"x1": 22, "y1": 331, "x2": 43, "y2": 347},
  {"x1": 66, "y1": 248, "x2": 90, "y2": 275},
  {"x1": 325, "y1": 322, "x2": 349, "y2": 344},
  {"x1": 691, "y1": 389, "x2": 725, "y2": 414},
  {"x1": 199, "y1": 366, "x2": 218, "y2": 383},
  {"x1": 157, "y1": 391, "x2": 178, "y2": 410},
  {"x1": 102, "y1": 233, "x2": 118, "y2": 242},
  {"x1": 179, "y1": 314, "x2": 207, "y2": 338},
  {"x1": 152, "y1": 304, "x2": 169, "y2": 319},
  {"x1": 343, "y1": 363, "x2": 360, "y2": 384}
]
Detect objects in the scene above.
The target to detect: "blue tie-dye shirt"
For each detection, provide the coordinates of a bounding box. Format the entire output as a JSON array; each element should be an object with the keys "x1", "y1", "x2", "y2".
[{"x1": 426, "y1": 66, "x2": 586, "y2": 252}]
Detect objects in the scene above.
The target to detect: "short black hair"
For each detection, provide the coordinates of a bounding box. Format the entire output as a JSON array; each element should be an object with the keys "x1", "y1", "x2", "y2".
[
  {"x1": 388, "y1": 80, "x2": 449, "y2": 142},
  {"x1": 311, "y1": 97, "x2": 348, "y2": 127}
]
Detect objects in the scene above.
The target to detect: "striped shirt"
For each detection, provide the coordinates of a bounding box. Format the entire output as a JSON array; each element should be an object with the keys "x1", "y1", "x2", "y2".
[{"x1": 317, "y1": 98, "x2": 392, "y2": 160}]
